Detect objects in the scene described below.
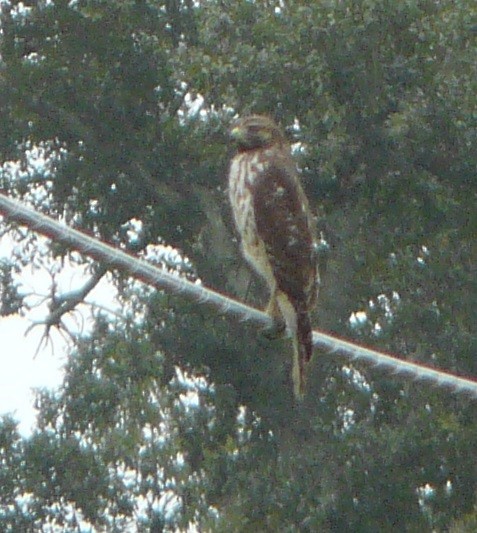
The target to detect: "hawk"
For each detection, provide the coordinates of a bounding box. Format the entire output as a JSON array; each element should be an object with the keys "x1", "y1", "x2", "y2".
[{"x1": 228, "y1": 115, "x2": 319, "y2": 400}]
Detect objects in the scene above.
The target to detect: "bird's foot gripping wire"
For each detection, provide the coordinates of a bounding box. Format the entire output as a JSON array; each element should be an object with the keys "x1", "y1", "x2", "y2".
[{"x1": 262, "y1": 316, "x2": 286, "y2": 339}]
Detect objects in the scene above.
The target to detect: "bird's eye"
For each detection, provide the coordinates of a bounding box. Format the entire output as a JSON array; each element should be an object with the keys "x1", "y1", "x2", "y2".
[{"x1": 257, "y1": 130, "x2": 272, "y2": 141}]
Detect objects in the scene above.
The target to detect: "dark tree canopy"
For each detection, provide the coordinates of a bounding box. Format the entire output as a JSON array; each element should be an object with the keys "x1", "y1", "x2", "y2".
[{"x1": 0, "y1": 0, "x2": 475, "y2": 530}]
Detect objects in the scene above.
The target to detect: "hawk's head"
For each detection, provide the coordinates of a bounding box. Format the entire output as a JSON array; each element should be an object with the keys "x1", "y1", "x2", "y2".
[{"x1": 230, "y1": 115, "x2": 285, "y2": 151}]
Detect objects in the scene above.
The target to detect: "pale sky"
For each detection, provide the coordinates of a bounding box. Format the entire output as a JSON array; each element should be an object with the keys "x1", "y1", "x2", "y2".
[{"x1": 0, "y1": 314, "x2": 66, "y2": 435}]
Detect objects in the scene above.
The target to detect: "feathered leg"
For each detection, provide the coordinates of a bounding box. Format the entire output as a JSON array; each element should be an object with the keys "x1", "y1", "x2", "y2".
[{"x1": 263, "y1": 286, "x2": 286, "y2": 338}]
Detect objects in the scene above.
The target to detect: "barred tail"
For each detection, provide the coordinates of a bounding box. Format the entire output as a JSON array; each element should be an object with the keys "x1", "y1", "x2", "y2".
[{"x1": 291, "y1": 302, "x2": 313, "y2": 401}]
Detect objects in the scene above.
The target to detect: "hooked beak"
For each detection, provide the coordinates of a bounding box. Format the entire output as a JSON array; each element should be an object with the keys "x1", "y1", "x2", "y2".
[{"x1": 230, "y1": 125, "x2": 245, "y2": 142}]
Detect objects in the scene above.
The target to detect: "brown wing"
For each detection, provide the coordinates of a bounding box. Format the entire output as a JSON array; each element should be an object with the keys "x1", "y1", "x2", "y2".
[{"x1": 252, "y1": 157, "x2": 316, "y2": 306}]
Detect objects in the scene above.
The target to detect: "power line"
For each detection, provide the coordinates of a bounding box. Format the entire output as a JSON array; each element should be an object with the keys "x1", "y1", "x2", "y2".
[{"x1": 1, "y1": 192, "x2": 476, "y2": 399}]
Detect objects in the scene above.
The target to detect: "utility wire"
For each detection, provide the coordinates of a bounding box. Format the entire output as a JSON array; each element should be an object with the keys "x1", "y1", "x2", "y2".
[{"x1": 1, "y1": 192, "x2": 476, "y2": 399}]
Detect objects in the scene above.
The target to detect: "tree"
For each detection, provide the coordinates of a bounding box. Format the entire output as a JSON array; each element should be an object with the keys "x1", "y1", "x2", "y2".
[{"x1": 0, "y1": 0, "x2": 475, "y2": 530}]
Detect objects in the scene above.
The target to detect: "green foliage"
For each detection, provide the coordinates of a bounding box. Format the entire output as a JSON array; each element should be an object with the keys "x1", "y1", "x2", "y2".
[
  {"x1": 0, "y1": 0, "x2": 475, "y2": 530},
  {"x1": 0, "y1": 260, "x2": 23, "y2": 316}
]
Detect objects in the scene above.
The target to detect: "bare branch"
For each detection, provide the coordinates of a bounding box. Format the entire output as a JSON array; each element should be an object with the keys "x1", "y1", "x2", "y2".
[
  {"x1": 21, "y1": 264, "x2": 107, "y2": 353},
  {"x1": 46, "y1": 265, "x2": 107, "y2": 325}
]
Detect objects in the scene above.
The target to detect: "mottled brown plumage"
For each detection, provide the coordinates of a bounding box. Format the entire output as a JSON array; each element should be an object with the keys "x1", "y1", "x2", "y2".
[{"x1": 228, "y1": 115, "x2": 318, "y2": 399}]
